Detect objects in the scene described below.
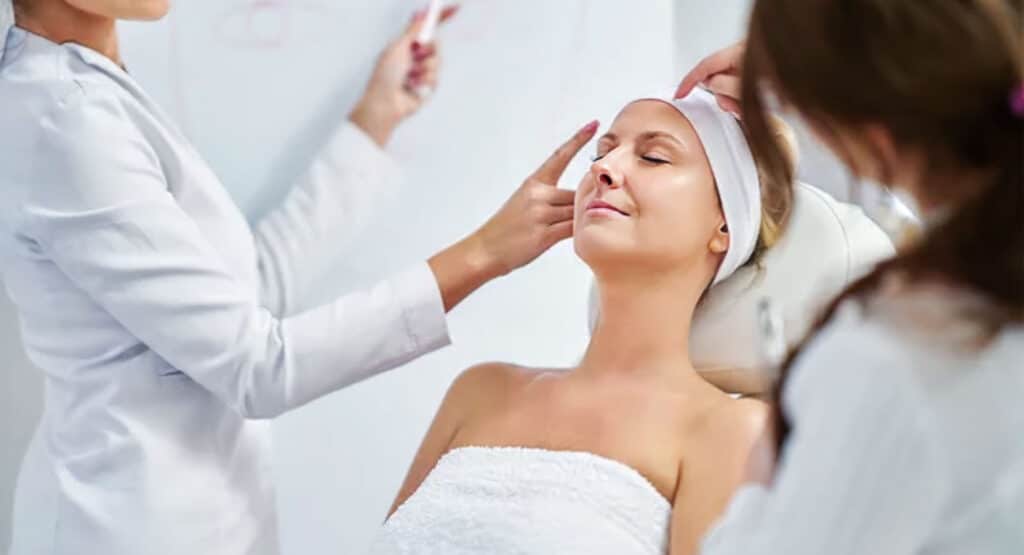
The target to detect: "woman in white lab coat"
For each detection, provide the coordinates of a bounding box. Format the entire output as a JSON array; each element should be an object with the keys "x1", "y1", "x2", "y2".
[
  {"x1": 0, "y1": 1, "x2": 597, "y2": 553},
  {"x1": 673, "y1": 0, "x2": 1024, "y2": 553}
]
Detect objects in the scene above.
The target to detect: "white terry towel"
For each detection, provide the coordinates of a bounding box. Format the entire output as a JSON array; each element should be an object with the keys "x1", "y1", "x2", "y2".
[{"x1": 369, "y1": 447, "x2": 672, "y2": 555}]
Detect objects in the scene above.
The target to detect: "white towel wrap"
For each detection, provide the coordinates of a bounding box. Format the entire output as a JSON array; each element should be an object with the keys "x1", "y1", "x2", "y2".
[{"x1": 370, "y1": 446, "x2": 672, "y2": 555}]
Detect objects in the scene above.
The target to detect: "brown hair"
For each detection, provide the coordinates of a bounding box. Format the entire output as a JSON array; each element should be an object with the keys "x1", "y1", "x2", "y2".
[{"x1": 740, "y1": 0, "x2": 1024, "y2": 449}]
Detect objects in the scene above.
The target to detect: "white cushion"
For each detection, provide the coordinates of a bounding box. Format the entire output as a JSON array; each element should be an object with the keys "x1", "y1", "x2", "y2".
[{"x1": 588, "y1": 183, "x2": 895, "y2": 393}]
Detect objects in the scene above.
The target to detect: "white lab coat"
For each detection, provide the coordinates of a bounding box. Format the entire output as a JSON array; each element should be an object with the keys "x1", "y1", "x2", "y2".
[
  {"x1": 0, "y1": 27, "x2": 450, "y2": 554},
  {"x1": 700, "y1": 290, "x2": 1024, "y2": 554}
]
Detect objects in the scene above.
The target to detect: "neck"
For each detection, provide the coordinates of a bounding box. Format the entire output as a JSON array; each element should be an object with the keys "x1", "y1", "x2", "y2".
[
  {"x1": 16, "y1": 1, "x2": 120, "y2": 65},
  {"x1": 579, "y1": 268, "x2": 707, "y2": 383}
]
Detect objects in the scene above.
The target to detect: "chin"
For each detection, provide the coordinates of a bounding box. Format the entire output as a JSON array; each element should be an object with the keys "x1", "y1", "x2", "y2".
[
  {"x1": 70, "y1": 0, "x2": 171, "y2": 20},
  {"x1": 573, "y1": 229, "x2": 633, "y2": 270},
  {"x1": 130, "y1": 1, "x2": 171, "y2": 20}
]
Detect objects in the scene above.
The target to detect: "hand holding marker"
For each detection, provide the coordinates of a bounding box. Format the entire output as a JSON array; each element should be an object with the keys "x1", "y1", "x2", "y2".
[{"x1": 407, "y1": 0, "x2": 451, "y2": 99}]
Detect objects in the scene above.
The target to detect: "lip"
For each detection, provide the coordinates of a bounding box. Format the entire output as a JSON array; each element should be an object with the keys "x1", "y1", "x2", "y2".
[{"x1": 585, "y1": 199, "x2": 629, "y2": 217}]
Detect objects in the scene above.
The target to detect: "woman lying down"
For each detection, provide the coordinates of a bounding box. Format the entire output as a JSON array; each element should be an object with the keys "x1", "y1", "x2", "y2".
[{"x1": 370, "y1": 90, "x2": 797, "y2": 555}]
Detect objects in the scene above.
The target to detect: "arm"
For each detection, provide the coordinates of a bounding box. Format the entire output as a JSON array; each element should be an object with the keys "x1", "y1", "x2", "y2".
[
  {"x1": 252, "y1": 122, "x2": 401, "y2": 316},
  {"x1": 25, "y1": 89, "x2": 449, "y2": 419},
  {"x1": 254, "y1": 7, "x2": 593, "y2": 316},
  {"x1": 253, "y1": 8, "x2": 457, "y2": 316},
  {"x1": 256, "y1": 116, "x2": 597, "y2": 317},
  {"x1": 426, "y1": 119, "x2": 600, "y2": 311},
  {"x1": 670, "y1": 399, "x2": 769, "y2": 555},
  {"x1": 698, "y1": 315, "x2": 948, "y2": 555},
  {"x1": 386, "y1": 363, "x2": 512, "y2": 517}
]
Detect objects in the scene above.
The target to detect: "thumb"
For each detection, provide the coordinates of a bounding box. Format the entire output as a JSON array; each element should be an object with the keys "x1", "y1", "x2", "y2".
[
  {"x1": 403, "y1": 4, "x2": 459, "y2": 44},
  {"x1": 402, "y1": 9, "x2": 428, "y2": 44}
]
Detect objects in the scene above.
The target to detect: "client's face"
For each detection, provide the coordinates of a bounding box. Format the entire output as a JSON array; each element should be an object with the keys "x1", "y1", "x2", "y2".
[{"x1": 574, "y1": 100, "x2": 727, "y2": 274}]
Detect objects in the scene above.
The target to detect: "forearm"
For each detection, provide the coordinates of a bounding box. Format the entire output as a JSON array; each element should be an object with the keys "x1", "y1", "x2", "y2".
[
  {"x1": 348, "y1": 99, "x2": 401, "y2": 148},
  {"x1": 428, "y1": 234, "x2": 504, "y2": 313}
]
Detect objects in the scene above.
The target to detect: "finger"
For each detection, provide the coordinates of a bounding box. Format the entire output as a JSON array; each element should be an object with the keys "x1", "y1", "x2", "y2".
[
  {"x1": 543, "y1": 204, "x2": 575, "y2": 224},
  {"x1": 412, "y1": 43, "x2": 437, "y2": 60},
  {"x1": 410, "y1": 58, "x2": 440, "y2": 89},
  {"x1": 413, "y1": 70, "x2": 438, "y2": 92},
  {"x1": 418, "y1": 54, "x2": 440, "y2": 75},
  {"x1": 533, "y1": 120, "x2": 600, "y2": 184},
  {"x1": 705, "y1": 74, "x2": 742, "y2": 103},
  {"x1": 548, "y1": 188, "x2": 576, "y2": 206},
  {"x1": 715, "y1": 95, "x2": 742, "y2": 118},
  {"x1": 407, "y1": 70, "x2": 426, "y2": 89},
  {"x1": 404, "y1": 9, "x2": 428, "y2": 42},
  {"x1": 544, "y1": 220, "x2": 575, "y2": 246},
  {"x1": 407, "y1": 5, "x2": 459, "y2": 47},
  {"x1": 439, "y1": 4, "x2": 460, "y2": 24},
  {"x1": 674, "y1": 42, "x2": 744, "y2": 99}
]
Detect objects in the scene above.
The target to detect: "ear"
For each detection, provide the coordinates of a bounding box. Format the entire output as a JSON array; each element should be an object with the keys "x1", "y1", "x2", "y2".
[{"x1": 709, "y1": 220, "x2": 730, "y2": 255}]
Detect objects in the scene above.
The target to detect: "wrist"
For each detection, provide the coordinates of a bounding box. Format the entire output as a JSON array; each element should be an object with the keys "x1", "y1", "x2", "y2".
[
  {"x1": 458, "y1": 232, "x2": 506, "y2": 281},
  {"x1": 349, "y1": 98, "x2": 400, "y2": 147},
  {"x1": 427, "y1": 233, "x2": 505, "y2": 313}
]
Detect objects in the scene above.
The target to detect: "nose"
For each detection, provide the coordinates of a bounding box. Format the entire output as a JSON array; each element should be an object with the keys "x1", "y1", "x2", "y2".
[{"x1": 590, "y1": 157, "x2": 623, "y2": 190}]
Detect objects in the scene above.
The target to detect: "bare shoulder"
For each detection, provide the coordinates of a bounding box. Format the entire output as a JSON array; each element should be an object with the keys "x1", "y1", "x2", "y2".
[
  {"x1": 692, "y1": 396, "x2": 770, "y2": 454},
  {"x1": 446, "y1": 362, "x2": 544, "y2": 416}
]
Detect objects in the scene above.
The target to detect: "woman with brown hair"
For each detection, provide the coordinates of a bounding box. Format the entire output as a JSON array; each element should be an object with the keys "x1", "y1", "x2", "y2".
[{"x1": 676, "y1": 1, "x2": 1023, "y2": 553}]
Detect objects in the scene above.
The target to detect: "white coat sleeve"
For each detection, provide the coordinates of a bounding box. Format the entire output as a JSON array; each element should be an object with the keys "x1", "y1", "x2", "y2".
[
  {"x1": 698, "y1": 307, "x2": 948, "y2": 555},
  {"x1": 21, "y1": 88, "x2": 450, "y2": 419},
  {"x1": 253, "y1": 121, "x2": 401, "y2": 316}
]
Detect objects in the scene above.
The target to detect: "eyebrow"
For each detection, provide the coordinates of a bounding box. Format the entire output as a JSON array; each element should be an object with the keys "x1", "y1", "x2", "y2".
[
  {"x1": 638, "y1": 131, "x2": 686, "y2": 149},
  {"x1": 598, "y1": 131, "x2": 687, "y2": 150}
]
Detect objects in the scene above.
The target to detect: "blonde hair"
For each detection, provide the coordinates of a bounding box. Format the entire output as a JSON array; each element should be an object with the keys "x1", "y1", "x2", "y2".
[{"x1": 747, "y1": 115, "x2": 799, "y2": 260}]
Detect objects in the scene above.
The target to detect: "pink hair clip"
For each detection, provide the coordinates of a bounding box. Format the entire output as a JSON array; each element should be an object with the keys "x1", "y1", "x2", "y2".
[{"x1": 1011, "y1": 84, "x2": 1024, "y2": 118}]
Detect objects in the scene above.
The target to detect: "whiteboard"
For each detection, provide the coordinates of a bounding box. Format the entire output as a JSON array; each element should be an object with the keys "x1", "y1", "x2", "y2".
[{"x1": 116, "y1": 1, "x2": 675, "y2": 553}]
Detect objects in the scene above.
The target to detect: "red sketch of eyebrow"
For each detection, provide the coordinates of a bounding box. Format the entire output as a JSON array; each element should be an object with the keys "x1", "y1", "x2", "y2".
[{"x1": 215, "y1": 0, "x2": 330, "y2": 49}]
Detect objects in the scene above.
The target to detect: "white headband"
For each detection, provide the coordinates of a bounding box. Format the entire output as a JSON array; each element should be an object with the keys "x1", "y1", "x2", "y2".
[{"x1": 655, "y1": 89, "x2": 763, "y2": 285}]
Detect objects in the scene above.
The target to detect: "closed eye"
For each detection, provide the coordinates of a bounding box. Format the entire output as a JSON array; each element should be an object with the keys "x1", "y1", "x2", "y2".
[{"x1": 641, "y1": 155, "x2": 670, "y2": 165}]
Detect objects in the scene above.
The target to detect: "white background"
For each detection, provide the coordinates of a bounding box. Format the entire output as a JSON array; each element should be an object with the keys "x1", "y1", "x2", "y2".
[{"x1": 1, "y1": 1, "x2": 861, "y2": 553}]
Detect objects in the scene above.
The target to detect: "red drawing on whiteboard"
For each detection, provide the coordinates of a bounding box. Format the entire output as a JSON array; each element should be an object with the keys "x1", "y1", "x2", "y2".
[{"x1": 216, "y1": 0, "x2": 330, "y2": 48}]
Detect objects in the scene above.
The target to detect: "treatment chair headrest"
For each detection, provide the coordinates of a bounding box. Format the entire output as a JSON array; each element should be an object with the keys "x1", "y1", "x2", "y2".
[{"x1": 588, "y1": 182, "x2": 895, "y2": 394}]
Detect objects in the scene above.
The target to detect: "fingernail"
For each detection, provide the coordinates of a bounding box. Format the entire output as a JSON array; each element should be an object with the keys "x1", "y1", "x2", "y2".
[{"x1": 582, "y1": 120, "x2": 599, "y2": 134}]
